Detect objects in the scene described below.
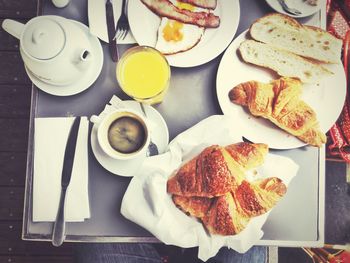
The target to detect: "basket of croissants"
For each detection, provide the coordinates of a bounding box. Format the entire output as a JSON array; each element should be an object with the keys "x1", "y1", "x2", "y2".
[{"x1": 120, "y1": 115, "x2": 299, "y2": 260}]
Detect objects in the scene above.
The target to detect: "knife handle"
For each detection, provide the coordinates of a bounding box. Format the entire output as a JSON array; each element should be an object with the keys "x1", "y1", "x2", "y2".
[
  {"x1": 52, "y1": 188, "x2": 67, "y2": 247},
  {"x1": 106, "y1": 0, "x2": 118, "y2": 62}
]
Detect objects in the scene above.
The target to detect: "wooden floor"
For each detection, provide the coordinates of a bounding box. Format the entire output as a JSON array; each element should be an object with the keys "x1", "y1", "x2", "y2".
[
  {"x1": 0, "y1": 0, "x2": 75, "y2": 262},
  {"x1": 0, "y1": 1, "x2": 348, "y2": 263}
]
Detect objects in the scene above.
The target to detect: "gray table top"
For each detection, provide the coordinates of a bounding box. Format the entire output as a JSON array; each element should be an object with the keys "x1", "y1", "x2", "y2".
[{"x1": 23, "y1": 0, "x2": 326, "y2": 247}]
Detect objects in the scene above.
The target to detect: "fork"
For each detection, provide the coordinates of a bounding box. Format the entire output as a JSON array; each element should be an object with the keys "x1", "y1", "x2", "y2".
[
  {"x1": 115, "y1": 0, "x2": 129, "y2": 40},
  {"x1": 277, "y1": 0, "x2": 302, "y2": 16}
]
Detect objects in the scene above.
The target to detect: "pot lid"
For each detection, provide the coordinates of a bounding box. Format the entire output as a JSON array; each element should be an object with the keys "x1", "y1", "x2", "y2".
[{"x1": 22, "y1": 18, "x2": 65, "y2": 60}]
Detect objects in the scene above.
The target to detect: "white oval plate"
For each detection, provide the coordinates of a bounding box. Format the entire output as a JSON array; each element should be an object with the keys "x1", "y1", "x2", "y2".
[
  {"x1": 265, "y1": 0, "x2": 322, "y2": 18},
  {"x1": 91, "y1": 100, "x2": 169, "y2": 177},
  {"x1": 128, "y1": 0, "x2": 240, "y2": 67},
  {"x1": 216, "y1": 30, "x2": 346, "y2": 149}
]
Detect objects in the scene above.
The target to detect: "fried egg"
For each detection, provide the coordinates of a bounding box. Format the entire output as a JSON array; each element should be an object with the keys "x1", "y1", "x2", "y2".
[{"x1": 155, "y1": 2, "x2": 206, "y2": 55}]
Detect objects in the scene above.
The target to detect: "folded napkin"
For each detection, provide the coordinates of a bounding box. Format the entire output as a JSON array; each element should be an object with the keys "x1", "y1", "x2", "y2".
[
  {"x1": 33, "y1": 117, "x2": 90, "y2": 222},
  {"x1": 88, "y1": 0, "x2": 136, "y2": 44},
  {"x1": 121, "y1": 115, "x2": 299, "y2": 261}
]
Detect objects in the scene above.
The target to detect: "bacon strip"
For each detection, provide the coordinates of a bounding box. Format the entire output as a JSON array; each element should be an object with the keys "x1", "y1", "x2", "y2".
[
  {"x1": 141, "y1": 0, "x2": 220, "y2": 28},
  {"x1": 178, "y1": 0, "x2": 217, "y2": 10}
]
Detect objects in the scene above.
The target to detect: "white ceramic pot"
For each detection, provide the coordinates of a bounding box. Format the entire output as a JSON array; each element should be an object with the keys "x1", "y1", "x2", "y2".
[{"x1": 2, "y1": 15, "x2": 93, "y2": 86}]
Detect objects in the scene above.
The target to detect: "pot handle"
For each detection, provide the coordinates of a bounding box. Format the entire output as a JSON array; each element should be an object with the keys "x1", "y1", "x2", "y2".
[{"x1": 2, "y1": 19, "x2": 24, "y2": 40}]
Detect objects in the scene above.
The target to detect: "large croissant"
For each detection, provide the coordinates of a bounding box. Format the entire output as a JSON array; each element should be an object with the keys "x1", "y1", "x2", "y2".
[
  {"x1": 228, "y1": 77, "x2": 326, "y2": 147},
  {"x1": 173, "y1": 177, "x2": 286, "y2": 235},
  {"x1": 167, "y1": 142, "x2": 287, "y2": 235},
  {"x1": 167, "y1": 143, "x2": 268, "y2": 197}
]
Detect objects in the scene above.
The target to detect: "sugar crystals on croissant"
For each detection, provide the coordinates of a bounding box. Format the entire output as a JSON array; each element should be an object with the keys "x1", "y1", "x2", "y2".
[
  {"x1": 167, "y1": 142, "x2": 287, "y2": 236},
  {"x1": 167, "y1": 143, "x2": 268, "y2": 197}
]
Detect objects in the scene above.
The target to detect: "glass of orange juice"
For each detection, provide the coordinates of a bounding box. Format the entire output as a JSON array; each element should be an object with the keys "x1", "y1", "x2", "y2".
[{"x1": 116, "y1": 46, "x2": 171, "y2": 105}]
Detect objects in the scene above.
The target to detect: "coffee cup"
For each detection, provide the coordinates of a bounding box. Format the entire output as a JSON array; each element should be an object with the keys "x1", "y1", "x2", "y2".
[{"x1": 91, "y1": 109, "x2": 150, "y2": 160}]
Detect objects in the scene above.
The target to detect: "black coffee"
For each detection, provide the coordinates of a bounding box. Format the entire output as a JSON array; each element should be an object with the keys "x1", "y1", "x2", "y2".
[{"x1": 107, "y1": 116, "x2": 146, "y2": 154}]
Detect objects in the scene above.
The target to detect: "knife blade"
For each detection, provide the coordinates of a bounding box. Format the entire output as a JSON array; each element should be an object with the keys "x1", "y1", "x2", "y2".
[
  {"x1": 106, "y1": 0, "x2": 118, "y2": 62},
  {"x1": 52, "y1": 117, "x2": 81, "y2": 247}
]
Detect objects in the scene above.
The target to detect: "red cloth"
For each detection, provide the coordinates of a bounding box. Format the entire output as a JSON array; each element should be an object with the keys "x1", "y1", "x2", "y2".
[
  {"x1": 345, "y1": 0, "x2": 350, "y2": 14},
  {"x1": 329, "y1": 251, "x2": 350, "y2": 263},
  {"x1": 328, "y1": 10, "x2": 350, "y2": 39},
  {"x1": 327, "y1": 0, "x2": 350, "y2": 162}
]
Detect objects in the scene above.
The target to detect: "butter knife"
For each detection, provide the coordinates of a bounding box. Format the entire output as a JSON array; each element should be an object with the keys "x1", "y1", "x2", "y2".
[
  {"x1": 52, "y1": 117, "x2": 81, "y2": 247},
  {"x1": 106, "y1": 0, "x2": 118, "y2": 62}
]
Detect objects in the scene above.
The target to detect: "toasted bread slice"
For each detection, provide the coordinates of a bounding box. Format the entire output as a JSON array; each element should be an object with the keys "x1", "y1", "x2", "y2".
[
  {"x1": 239, "y1": 40, "x2": 332, "y2": 84},
  {"x1": 249, "y1": 13, "x2": 342, "y2": 63}
]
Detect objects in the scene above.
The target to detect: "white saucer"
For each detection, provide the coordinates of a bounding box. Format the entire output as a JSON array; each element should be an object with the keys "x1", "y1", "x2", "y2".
[
  {"x1": 25, "y1": 19, "x2": 103, "y2": 96},
  {"x1": 90, "y1": 100, "x2": 169, "y2": 177},
  {"x1": 265, "y1": 0, "x2": 322, "y2": 18}
]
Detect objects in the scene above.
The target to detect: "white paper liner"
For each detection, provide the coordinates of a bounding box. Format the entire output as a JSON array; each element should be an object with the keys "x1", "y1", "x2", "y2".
[{"x1": 121, "y1": 115, "x2": 299, "y2": 261}]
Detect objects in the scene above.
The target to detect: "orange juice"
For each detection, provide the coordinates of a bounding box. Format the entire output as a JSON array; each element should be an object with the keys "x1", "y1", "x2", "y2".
[{"x1": 117, "y1": 46, "x2": 170, "y2": 104}]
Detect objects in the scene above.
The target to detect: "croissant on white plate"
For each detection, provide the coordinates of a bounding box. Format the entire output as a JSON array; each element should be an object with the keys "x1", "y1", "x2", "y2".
[{"x1": 229, "y1": 77, "x2": 326, "y2": 147}]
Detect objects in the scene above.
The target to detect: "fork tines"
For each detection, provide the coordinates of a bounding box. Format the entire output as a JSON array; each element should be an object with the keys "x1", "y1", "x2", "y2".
[{"x1": 115, "y1": 0, "x2": 129, "y2": 40}]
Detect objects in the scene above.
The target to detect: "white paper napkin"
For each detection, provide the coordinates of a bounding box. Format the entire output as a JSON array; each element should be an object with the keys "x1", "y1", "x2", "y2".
[
  {"x1": 33, "y1": 117, "x2": 90, "y2": 222},
  {"x1": 88, "y1": 0, "x2": 136, "y2": 44},
  {"x1": 121, "y1": 115, "x2": 299, "y2": 261}
]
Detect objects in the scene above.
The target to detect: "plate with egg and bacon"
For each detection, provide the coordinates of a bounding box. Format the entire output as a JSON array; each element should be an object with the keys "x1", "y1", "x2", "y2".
[{"x1": 128, "y1": 0, "x2": 240, "y2": 67}]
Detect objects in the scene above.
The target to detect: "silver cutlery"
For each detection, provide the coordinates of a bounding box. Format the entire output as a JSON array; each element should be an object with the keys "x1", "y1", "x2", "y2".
[
  {"x1": 106, "y1": 0, "x2": 118, "y2": 62},
  {"x1": 52, "y1": 117, "x2": 81, "y2": 247},
  {"x1": 139, "y1": 103, "x2": 159, "y2": 157},
  {"x1": 115, "y1": 0, "x2": 129, "y2": 40},
  {"x1": 277, "y1": 0, "x2": 302, "y2": 16}
]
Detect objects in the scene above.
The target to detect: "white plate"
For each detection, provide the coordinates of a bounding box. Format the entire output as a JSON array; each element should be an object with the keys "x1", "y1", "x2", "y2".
[
  {"x1": 265, "y1": 0, "x2": 322, "y2": 18},
  {"x1": 25, "y1": 19, "x2": 103, "y2": 96},
  {"x1": 91, "y1": 100, "x2": 169, "y2": 177},
  {"x1": 216, "y1": 30, "x2": 346, "y2": 149},
  {"x1": 128, "y1": 0, "x2": 240, "y2": 67}
]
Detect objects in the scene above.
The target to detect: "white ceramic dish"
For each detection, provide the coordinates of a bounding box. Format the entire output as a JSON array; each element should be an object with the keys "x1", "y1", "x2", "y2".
[
  {"x1": 90, "y1": 100, "x2": 169, "y2": 177},
  {"x1": 265, "y1": 0, "x2": 322, "y2": 18},
  {"x1": 25, "y1": 20, "x2": 103, "y2": 96},
  {"x1": 128, "y1": 0, "x2": 240, "y2": 67},
  {"x1": 216, "y1": 30, "x2": 346, "y2": 149}
]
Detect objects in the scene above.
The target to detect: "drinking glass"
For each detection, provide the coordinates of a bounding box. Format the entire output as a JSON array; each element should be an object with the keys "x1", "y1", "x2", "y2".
[{"x1": 116, "y1": 46, "x2": 171, "y2": 105}]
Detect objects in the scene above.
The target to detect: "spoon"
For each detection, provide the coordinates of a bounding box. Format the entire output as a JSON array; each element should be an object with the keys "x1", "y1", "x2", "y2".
[
  {"x1": 139, "y1": 103, "x2": 159, "y2": 156},
  {"x1": 277, "y1": 0, "x2": 302, "y2": 16}
]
